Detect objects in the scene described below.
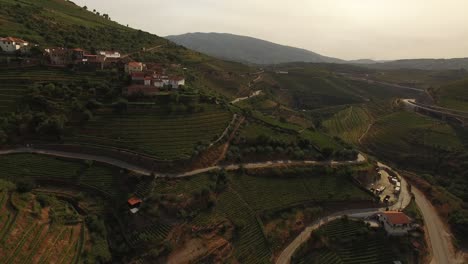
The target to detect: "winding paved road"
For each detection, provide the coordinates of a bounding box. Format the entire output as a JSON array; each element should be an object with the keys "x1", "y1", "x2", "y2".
[
  {"x1": 402, "y1": 99, "x2": 468, "y2": 120},
  {"x1": 276, "y1": 162, "x2": 418, "y2": 264}
]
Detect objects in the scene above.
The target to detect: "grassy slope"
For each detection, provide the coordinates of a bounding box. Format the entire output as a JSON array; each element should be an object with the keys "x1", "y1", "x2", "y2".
[{"x1": 434, "y1": 78, "x2": 468, "y2": 111}]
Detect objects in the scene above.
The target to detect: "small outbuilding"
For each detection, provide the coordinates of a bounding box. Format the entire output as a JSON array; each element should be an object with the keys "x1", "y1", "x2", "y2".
[{"x1": 128, "y1": 197, "x2": 143, "y2": 214}]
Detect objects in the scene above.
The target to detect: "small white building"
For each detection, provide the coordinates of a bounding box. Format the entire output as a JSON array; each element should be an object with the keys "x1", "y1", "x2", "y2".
[
  {"x1": 153, "y1": 79, "x2": 164, "y2": 88},
  {"x1": 379, "y1": 211, "x2": 412, "y2": 236},
  {"x1": 169, "y1": 77, "x2": 185, "y2": 89},
  {"x1": 98, "y1": 50, "x2": 121, "y2": 58},
  {"x1": 144, "y1": 77, "x2": 152, "y2": 86},
  {"x1": 0, "y1": 37, "x2": 29, "y2": 53}
]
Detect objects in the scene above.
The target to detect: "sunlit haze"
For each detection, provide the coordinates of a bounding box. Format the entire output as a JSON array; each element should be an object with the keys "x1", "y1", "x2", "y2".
[{"x1": 60, "y1": 0, "x2": 468, "y2": 60}]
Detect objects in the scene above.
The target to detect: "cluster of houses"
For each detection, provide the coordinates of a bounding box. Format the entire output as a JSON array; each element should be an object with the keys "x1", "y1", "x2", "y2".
[
  {"x1": 44, "y1": 47, "x2": 122, "y2": 68},
  {"x1": 125, "y1": 61, "x2": 185, "y2": 96},
  {"x1": 1, "y1": 36, "x2": 186, "y2": 96}
]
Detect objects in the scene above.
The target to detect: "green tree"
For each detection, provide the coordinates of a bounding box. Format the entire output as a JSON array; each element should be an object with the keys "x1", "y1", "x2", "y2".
[{"x1": 112, "y1": 98, "x2": 128, "y2": 114}]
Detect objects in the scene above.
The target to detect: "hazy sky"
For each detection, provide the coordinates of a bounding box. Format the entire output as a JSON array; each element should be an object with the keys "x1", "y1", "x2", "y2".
[{"x1": 73, "y1": 0, "x2": 468, "y2": 60}]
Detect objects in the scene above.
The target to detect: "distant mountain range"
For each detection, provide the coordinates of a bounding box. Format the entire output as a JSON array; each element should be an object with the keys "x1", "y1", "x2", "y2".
[
  {"x1": 166, "y1": 32, "x2": 344, "y2": 65},
  {"x1": 363, "y1": 58, "x2": 468, "y2": 71},
  {"x1": 166, "y1": 32, "x2": 468, "y2": 70}
]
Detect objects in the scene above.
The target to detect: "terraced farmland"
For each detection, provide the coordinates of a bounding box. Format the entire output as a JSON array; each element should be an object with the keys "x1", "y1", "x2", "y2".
[
  {"x1": 363, "y1": 111, "x2": 463, "y2": 158},
  {"x1": 293, "y1": 219, "x2": 402, "y2": 264},
  {"x1": 216, "y1": 190, "x2": 271, "y2": 264},
  {"x1": 323, "y1": 106, "x2": 373, "y2": 144},
  {"x1": 230, "y1": 172, "x2": 373, "y2": 212},
  {"x1": 0, "y1": 192, "x2": 85, "y2": 264},
  {"x1": 69, "y1": 104, "x2": 233, "y2": 160},
  {"x1": 79, "y1": 166, "x2": 124, "y2": 198},
  {"x1": 0, "y1": 67, "x2": 107, "y2": 114},
  {"x1": 0, "y1": 154, "x2": 82, "y2": 182},
  {"x1": 127, "y1": 222, "x2": 172, "y2": 248},
  {"x1": 0, "y1": 154, "x2": 128, "y2": 199},
  {"x1": 273, "y1": 72, "x2": 363, "y2": 109}
]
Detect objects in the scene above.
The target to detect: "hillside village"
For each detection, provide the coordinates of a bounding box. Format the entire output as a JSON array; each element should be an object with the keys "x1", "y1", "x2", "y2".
[
  {"x1": 0, "y1": 36, "x2": 185, "y2": 97},
  {"x1": 2, "y1": 0, "x2": 468, "y2": 262}
]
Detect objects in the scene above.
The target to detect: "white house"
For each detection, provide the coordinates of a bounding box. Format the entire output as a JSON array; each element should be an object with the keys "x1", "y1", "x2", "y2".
[
  {"x1": 144, "y1": 77, "x2": 152, "y2": 86},
  {"x1": 378, "y1": 211, "x2": 413, "y2": 236},
  {"x1": 0, "y1": 37, "x2": 29, "y2": 53},
  {"x1": 169, "y1": 77, "x2": 185, "y2": 89},
  {"x1": 99, "y1": 50, "x2": 121, "y2": 58},
  {"x1": 153, "y1": 79, "x2": 164, "y2": 88}
]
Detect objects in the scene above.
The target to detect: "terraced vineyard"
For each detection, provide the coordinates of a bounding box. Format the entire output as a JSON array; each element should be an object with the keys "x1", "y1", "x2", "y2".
[
  {"x1": 127, "y1": 222, "x2": 172, "y2": 247},
  {"x1": 69, "y1": 104, "x2": 232, "y2": 160},
  {"x1": 323, "y1": 106, "x2": 373, "y2": 144},
  {"x1": 0, "y1": 67, "x2": 108, "y2": 113},
  {"x1": 293, "y1": 219, "x2": 402, "y2": 264},
  {"x1": 230, "y1": 173, "x2": 373, "y2": 212},
  {"x1": 0, "y1": 154, "x2": 128, "y2": 199},
  {"x1": 363, "y1": 111, "x2": 463, "y2": 158},
  {"x1": 241, "y1": 115, "x2": 341, "y2": 153},
  {"x1": 273, "y1": 72, "x2": 363, "y2": 109},
  {"x1": 78, "y1": 166, "x2": 124, "y2": 198},
  {"x1": 0, "y1": 154, "x2": 82, "y2": 182},
  {"x1": 0, "y1": 191, "x2": 85, "y2": 264},
  {"x1": 216, "y1": 190, "x2": 271, "y2": 264}
]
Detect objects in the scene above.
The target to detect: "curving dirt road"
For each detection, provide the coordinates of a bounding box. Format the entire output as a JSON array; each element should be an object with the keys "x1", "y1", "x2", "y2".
[
  {"x1": 2, "y1": 144, "x2": 455, "y2": 263},
  {"x1": 0, "y1": 148, "x2": 366, "y2": 178},
  {"x1": 231, "y1": 90, "x2": 263, "y2": 104},
  {"x1": 412, "y1": 187, "x2": 463, "y2": 264}
]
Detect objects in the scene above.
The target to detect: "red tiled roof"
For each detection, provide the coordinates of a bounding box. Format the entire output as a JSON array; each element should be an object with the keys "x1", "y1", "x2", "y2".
[
  {"x1": 1, "y1": 37, "x2": 28, "y2": 43},
  {"x1": 170, "y1": 76, "x2": 185, "y2": 81},
  {"x1": 144, "y1": 76, "x2": 152, "y2": 80},
  {"x1": 128, "y1": 61, "x2": 143, "y2": 67},
  {"x1": 127, "y1": 197, "x2": 142, "y2": 206},
  {"x1": 383, "y1": 211, "x2": 411, "y2": 225},
  {"x1": 72, "y1": 48, "x2": 84, "y2": 52}
]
